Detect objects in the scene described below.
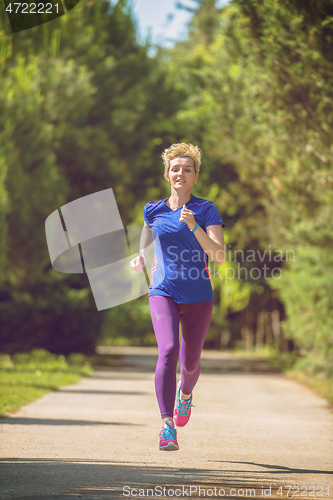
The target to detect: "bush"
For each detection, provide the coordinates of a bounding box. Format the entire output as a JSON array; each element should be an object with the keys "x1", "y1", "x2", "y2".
[{"x1": 0, "y1": 284, "x2": 104, "y2": 355}]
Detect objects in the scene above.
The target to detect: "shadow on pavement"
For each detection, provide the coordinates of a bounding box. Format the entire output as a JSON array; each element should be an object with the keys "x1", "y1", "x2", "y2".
[
  {"x1": 0, "y1": 418, "x2": 143, "y2": 426},
  {"x1": 58, "y1": 389, "x2": 148, "y2": 396},
  {"x1": 2, "y1": 458, "x2": 325, "y2": 500},
  {"x1": 208, "y1": 461, "x2": 333, "y2": 475}
]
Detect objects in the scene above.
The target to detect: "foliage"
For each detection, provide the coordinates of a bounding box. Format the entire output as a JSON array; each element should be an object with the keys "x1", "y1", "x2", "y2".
[
  {"x1": 271, "y1": 246, "x2": 333, "y2": 361},
  {"x1": 99, "y1": 298, "x2": 156, "y2": 346},
  {"x1": 0, "y1": 0, "x2": 332, "y2": 375},
  {"x1": 0, "y1": 0, "x2": 184, "y2": 354},
  {"x1": 160, "y1": 0, "x2": 333, "y2": 368}
]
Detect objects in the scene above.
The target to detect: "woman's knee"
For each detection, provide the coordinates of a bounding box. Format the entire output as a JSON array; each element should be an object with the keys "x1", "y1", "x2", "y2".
[
  {"x1": 158, "y1": 342, "x2": 179, "y2": 365},
  {"x1": 182, "y1": 359, "x2": 200, "y2": 375}
]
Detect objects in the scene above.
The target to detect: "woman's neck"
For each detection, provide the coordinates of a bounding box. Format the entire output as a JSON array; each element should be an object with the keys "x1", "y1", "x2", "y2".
[{"x1": 167, "y1": 190, "x2": 192, "y2": 210}]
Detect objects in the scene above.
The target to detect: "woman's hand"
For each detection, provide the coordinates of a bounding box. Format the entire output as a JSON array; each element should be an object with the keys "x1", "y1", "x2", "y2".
[
  {"x1": 179, "y1": 205, "x2": 196, "y2": 231},
  {"x1": 130, "y1": 255, "x2": 146, "y2": 273}
]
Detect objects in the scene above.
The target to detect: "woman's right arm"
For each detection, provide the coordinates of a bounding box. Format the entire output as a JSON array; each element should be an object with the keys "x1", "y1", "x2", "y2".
[{"x1": 130, "y1": 222, "x2": 154, "y2": 273}]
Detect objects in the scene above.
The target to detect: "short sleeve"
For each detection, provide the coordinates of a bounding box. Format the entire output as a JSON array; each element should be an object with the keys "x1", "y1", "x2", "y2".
[
  {"x1": 204, "y1": 201, "x2": 225, "y2": 229},
  {"x1": 143, "y1": 203, "x2": 153, "y2": 228}
]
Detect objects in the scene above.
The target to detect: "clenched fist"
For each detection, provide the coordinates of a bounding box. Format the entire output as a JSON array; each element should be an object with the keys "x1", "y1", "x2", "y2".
[
  {"x1": 179, "y1": 204, "x2": 196, "y2": 231},
  {"x1": 130, "y1": 255, "x2": 146, "y2": 273}
]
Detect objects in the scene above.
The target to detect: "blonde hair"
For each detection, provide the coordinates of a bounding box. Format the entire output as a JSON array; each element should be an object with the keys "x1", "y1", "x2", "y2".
[{"x1": 161, "y1": 143, "x2": 201, "y2": 180}]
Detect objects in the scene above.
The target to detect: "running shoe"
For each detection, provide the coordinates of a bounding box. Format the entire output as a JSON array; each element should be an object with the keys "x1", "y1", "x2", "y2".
[
  {"x1": 159, "y1": 420, "x2": 179, "y2": 451},
  {"x1": 173, "y1": 381, "x2": 193, "y2": 427}
]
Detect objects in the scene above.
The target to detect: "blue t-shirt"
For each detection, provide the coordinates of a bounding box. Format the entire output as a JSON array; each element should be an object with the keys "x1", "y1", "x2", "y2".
[{"x1": 143, "y1": 194, "x2": 225, "y2": 303}]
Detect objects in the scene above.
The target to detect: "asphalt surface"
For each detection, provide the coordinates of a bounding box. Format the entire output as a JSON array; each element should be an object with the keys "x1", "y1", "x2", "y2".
[{"x1": 0, "y1": 348, "x2": 332, "y2": 500}]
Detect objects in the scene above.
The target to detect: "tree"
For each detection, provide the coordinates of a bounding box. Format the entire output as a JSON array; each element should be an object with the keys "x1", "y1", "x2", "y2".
[
  {"x1": 0, "y1": 0, "x2": 185, "y2": 354},
  {"x1": 161, "y1": 0, "x2": 333, "y2": 364}
]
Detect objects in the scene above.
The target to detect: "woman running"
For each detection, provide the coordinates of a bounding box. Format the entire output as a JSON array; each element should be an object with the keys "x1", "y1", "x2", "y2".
[{"x1": 130, "y1": 143, "x2": 225, "y2": 451}]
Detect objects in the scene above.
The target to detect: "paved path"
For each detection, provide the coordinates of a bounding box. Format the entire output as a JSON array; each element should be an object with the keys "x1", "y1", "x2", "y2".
[
  {"x1": 0, "y1": 350, "x2": 333, "y2": 500},
  {"x1": 95, "y1": 347, "x2": 278, "y2": 373}
]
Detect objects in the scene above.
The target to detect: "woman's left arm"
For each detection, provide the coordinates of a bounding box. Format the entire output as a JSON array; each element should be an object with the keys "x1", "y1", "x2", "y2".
[{"x1": 179, "y1": 205, "x2": 225, "y2": 265}]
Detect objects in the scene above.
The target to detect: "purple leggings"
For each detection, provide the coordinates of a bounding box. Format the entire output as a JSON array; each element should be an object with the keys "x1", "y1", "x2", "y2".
[{"x1": 149, "y1": 295, "x2": 213, "y2": 418}]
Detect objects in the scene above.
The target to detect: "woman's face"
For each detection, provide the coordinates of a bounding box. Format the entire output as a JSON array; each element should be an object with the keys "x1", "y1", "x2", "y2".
[{"x1": 167, "y1": 157, "x2": 198, "y2": 191}]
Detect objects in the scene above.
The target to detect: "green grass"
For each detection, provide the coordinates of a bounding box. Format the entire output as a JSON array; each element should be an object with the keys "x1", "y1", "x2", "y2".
[{"x1": 0, "y1": 349, "x2": 92, "y2": 417}]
